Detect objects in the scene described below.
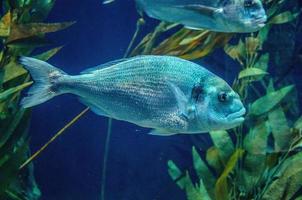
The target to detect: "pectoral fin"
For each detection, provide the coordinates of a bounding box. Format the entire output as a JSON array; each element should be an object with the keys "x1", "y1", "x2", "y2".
[
  {"x1": 167, "y1": 82, "x2": 196, "y2": 121},
  {"x1": 167, "y1": 82, "x2": 187, "y2": 110},
  {"x1": 175, "y1": 4, "x2": 221, "y2": 17},
  {"x1": 148, "y1": 129, "x2": 177, "y2": 136}
]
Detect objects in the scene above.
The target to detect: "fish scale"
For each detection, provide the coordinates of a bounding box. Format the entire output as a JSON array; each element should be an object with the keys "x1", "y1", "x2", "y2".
[
  {"x1": 20, "y1": 55, "x2": 246, "y2": 135},
  {"x1": 62, "y1": 56, "x2": 207, "y2": 126},
  {"x1": 134, "y1": 0, "x2": 267, "y2": 33}
]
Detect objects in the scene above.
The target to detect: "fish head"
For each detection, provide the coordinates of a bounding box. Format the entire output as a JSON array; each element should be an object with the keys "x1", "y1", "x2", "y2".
[
  {"x1": 218, "y1": 0, "x2": 267, "y2": 32},
  {"x1": 194, "y1": 77, "x2": 246, "y2": 131}
]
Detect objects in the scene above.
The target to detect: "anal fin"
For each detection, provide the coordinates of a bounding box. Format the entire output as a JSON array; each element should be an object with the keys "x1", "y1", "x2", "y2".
[{"x1": 148, "y1": 129, "x2": 177, "y2": 136}]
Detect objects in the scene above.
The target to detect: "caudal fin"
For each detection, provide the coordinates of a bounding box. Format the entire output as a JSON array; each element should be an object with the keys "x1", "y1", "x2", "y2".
[{"x1": 19, "y1": 57, "x2": 67, "y2": 108}]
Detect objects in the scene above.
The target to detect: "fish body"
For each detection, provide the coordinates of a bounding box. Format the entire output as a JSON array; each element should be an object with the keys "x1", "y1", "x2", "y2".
[
  {"x1": 104, "y1": 0, "x2": 267, "y2": 33},
  {"x1": 20, "y1": 56, "x2": 245, "y2": 135},
  {"x1": 136, "y1": 0, "x2": 267, "y2": 32}
]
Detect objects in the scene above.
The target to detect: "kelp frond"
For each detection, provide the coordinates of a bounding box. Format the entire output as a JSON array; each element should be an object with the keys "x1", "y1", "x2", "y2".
[
  {"x1": 166, "y1": 0, "x2": 302, "y2": 199},
  {"x1": 0, "y1": 0, "x2": 74, "y2": 199}
]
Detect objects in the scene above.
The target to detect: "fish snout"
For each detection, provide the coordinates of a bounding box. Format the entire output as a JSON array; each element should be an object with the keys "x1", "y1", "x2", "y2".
[
  {"x1": 226, "y1": 98, "x2": 246, "y2": 123},
  {"x1": 227, "y1": 107, "x2": 246, "y2": 119},
  {"x1": 250, "y1": 12, "x2": 267, "y2": 27}
]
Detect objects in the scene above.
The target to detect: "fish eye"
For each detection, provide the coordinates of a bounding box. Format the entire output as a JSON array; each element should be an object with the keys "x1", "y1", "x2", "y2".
[
  {"x1": 244, "y1": 0, "x2": 254, "y2": 7},
  {"x1": 218, "y1": 92, "x2": 229, "y2": 102}
]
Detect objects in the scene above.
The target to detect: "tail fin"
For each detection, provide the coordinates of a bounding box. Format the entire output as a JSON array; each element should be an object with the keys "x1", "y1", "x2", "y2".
[{"x1": 19, "y1": 57, "x2": 67, "y2": 108}]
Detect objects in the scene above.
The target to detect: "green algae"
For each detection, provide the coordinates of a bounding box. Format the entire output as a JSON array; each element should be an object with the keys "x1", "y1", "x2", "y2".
[
  {"x1": 165, "y1": 0, "x2": 302, "y2": 199},
  {"x1": 0, "y1": 0, "x2": 73, "y2": 199}
]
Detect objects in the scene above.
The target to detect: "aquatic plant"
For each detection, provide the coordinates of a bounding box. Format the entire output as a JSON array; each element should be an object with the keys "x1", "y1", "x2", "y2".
[
  {"x1": 164, "y1": 0, "x2": 302, "y2": 199},
  {"x1": 0, "y1": 0, "x2": 73, "y2": 199},
  {"x1": 11, "y1": 0, "x2": 300, "y2": 199},
  {"x1": 95, "y1": 1, "x2": 300, "y2": 199},
  {"x1": 130, "y1": 22, "x2": 233, "y2": 59}
]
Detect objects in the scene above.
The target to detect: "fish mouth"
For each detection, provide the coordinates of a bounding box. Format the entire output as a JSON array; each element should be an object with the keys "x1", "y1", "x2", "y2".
[
  {"x1": 253, "y1": 16, "x2": 267, "y2": 27},
  {"x1": 226, "y1": 107, "x2": 246, "y2": 123},
  {"x1": 244, "y1": 16, "x2": 267, "y2": 29}
]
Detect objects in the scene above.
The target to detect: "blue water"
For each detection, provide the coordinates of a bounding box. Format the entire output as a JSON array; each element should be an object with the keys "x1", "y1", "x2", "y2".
[
  {"x1": 29, "y1": 1, "x2": 190, "y2": 199},
  {"x1": 26, "y1": 0, "x2": 302, "y2": 200}
]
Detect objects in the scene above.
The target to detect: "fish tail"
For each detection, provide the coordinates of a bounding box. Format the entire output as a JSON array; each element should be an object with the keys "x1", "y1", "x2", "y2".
[{"x1": 19, "y1": 56, "x2": 68, "y2": 108}]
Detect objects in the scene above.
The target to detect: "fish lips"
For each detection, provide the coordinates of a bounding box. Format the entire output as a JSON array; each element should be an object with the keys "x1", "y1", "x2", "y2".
[
  {"x1": 253, "y1": 16, "x2": 267, "y2": 28},
  {"x1": 226, "y1": 107, "x2": 246, "y2": 124},
  {"x1": 243, "y1": 16, "x2": 267, "y2": 29}
]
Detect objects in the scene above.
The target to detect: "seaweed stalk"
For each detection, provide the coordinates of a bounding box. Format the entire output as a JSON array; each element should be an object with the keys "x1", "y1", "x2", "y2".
[
  {"x1": 100, "y1": 117, "x2": 112, "y2": 200},
  {"x1": 100, "y1": 17, "x2": 145, "y2": 200},
  {"x1": 142, "y1": 21, "x2": 167, "y2": 54},
  {"x1": 123, "y1": 18, "x2": 145, "y2": 57},
  {"x1": 19, "y1": 107, "x2": 90, "y2": 169}
]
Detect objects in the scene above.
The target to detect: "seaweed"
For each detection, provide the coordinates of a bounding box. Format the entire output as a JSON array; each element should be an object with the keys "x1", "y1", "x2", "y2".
[
  {"x1": 162, "y1": 0, "x2": 302, "y2": 199},
  {"x1": 0, "y1": 0, "x2": 73, "y2": 199},
  {"x1": 10, "y1": 0, "x2": 301, "y2": 199},
  {"x1": 130, "y1": 22, "x2": 233, "y2": 59}
]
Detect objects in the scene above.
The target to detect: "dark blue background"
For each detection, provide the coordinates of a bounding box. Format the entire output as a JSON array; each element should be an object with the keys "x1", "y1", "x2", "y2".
[
  {"x1": 27, "y1": 0, "x2": 302, "y2": 200},
  {"x1": 30, "y1": 1, "x2": 192, "y2": 199}
]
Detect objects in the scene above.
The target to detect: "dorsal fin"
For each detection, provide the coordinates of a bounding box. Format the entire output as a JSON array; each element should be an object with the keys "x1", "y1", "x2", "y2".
[
  {"x1": 80, "y1": 58, "x2": 128, "y2": 74},
  {"x1": 80, "y1": 56, "x2": 149, "y2": 74}
]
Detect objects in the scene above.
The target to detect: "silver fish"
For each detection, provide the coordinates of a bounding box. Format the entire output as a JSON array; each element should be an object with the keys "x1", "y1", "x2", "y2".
[
  {"x1": 104, "y1": 0, "x2": 267, "y2": 33},
  {"x1": 136, "y1": 0, "x2": 267, "y2": 32},
  {"x1": 20, "y1": 56, "x2": 246, "y2": 136}
]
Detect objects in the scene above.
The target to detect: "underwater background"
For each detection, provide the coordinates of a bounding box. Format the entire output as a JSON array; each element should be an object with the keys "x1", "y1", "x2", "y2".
[
  {"x1": 30, "y1": 1, "x2": 194, "y2": 199},
  {"x1": 0, "y1": 0, "x2": 302, "y2": 200}
]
